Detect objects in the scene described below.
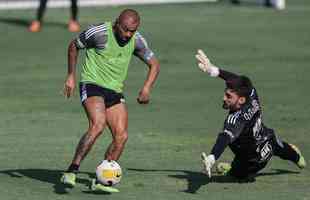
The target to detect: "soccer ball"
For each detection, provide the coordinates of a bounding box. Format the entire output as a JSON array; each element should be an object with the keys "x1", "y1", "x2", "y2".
[{"x1": 96, "y1": 160, "x2": 122, "y2": 186}]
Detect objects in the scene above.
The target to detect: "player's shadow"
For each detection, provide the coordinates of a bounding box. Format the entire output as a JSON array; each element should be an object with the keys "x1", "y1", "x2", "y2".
[
  {"x1": 0, "y1": 17, "x2": 29, "y2": 27},
  {"x1": 0, "y1": 169, "x2": 94, "y2": 194},
  {"x1": 0, "y1": 17, "x2": 66, "y2": 29},
  {"x1": 127, "y1": 168, "x2": 299, "y2": 194}
]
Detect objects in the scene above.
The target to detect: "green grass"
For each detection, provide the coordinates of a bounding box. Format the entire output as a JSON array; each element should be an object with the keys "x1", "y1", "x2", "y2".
[{"x1": 0, "y1": 0, "x2": 310, "y2": 199}]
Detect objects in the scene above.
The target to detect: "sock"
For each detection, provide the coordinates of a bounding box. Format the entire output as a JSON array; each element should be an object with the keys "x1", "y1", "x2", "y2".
[
  {"x1": 274, "y1": 141, "x2": 299, "y2": 163},
  {"x1": 66, "y1": 163, "x2": 79, "y2": 173}
]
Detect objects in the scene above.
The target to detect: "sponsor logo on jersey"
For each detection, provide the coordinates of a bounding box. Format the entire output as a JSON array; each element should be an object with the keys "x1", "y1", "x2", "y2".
[
  {"x1": 260, "y1": 141, "x2": 272, "y2": 161},
  {"x1": 243, "y1": 99, "x2": 260, "y2": 120}
]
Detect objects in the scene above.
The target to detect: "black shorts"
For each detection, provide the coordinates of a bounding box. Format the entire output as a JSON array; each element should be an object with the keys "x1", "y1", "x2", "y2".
[
  {"x1": 229, "y1": 134, "x2": 275, "y2": 179},
  {"x1": 228, "y1": 157, "x2": 268, "y2": 179},
  {"x1": 79, "y1": 83, "x2": 125, "y2": 108}
]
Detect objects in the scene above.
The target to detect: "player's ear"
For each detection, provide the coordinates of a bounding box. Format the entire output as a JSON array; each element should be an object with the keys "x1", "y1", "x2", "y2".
[{"x1": 239, "y1": 96, "x2": 246, "y2": 105}]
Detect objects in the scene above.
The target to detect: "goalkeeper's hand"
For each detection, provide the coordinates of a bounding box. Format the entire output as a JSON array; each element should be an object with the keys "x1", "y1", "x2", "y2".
[
  {"x1": 195, "y1": 49, "x2": 219, "y2": 77},
  {"x1": 201, "y1": 152, "x2": 215, "y2": 178}
]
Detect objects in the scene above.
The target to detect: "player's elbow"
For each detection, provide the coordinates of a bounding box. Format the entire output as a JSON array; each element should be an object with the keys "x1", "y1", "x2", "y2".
[
  {"x1": 68, "y1": 40, "x2": 79, "y2": 54},
  {"x1": 154, "y1": 62, "x2": 160, "y2": 74}
]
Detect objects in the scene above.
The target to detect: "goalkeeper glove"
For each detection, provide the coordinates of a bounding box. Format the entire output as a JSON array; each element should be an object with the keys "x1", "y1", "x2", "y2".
[
  {"x1": 201, "y1": 152, "x2": 215, "y2": 178},
  {"x1": 195, "y1": 49, "x2": 219, "y2": 77}
]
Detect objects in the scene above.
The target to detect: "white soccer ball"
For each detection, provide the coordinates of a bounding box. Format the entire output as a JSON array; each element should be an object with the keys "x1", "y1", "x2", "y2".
[{"x1": 96, "y1": 160, "x2": 122, "y2": 186}]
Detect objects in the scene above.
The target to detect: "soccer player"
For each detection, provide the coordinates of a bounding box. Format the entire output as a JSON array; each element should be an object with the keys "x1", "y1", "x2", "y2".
[
  {"x1": 61, "y1": 9, "x2": 160, "y2": 192},
  {"x1": 196, "y1": 49, "x2": 306, "y2": 179},
  {"x1": 28, "y1": 0, "x2": 80, "y2": 32},
  {"x1": 231, "y1": 0, "x2": 285, "y2": 10}
]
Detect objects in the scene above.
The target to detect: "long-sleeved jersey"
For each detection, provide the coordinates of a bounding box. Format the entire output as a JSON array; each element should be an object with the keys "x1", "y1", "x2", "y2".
[{"x1": 211, "y1": 70, "x2": 274, "y2": 163}]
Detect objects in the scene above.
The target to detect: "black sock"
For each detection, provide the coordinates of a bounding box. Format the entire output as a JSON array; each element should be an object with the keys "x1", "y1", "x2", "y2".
[
  {"x1": 274, "y1": 141, "x2": 299, "y2": 163},
  {"x1": 71, "y1": 0, "x2": 78, "y2": 21},
  {"x1": 66, "y1": 164, "x2": 79, "y2": 173}
]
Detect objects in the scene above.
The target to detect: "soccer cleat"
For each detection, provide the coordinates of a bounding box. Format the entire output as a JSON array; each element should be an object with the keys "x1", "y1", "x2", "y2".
[
  {"x1": 90, "y1": 179, "x2": 120, "y2": 193},
  {"x1": 216, "y1": 162, "x2": 232, "y2": 175},
  {"x1": 68, "y1": 20, "x2": 80, "y2": 32},
  {"x1": 28, "y1": 20, "x2": 41, "y2": 32},
  {"x1": 289, "y1": 144, "x2": 306, "y2": 169},
  {"x1": 60, "y1": 172, "x2": 76, "y2": 187}
]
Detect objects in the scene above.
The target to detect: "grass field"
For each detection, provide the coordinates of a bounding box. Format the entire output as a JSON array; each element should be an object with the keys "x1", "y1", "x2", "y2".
[{"x1": 0, "y1": 0, "x2": 309, "y2": 199}]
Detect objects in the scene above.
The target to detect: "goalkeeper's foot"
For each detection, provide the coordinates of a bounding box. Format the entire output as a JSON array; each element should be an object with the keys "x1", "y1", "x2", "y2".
[
  {"x1": 289, "y1": 144, "x2": 306, "y2": 169},
  {"x1": 216, "y1": 162, "x2": 232, "y2": 175},
  {"x1": 90, "y1": 179, "x2": 120, "y2": 193},
  {"x1": 60, "y1": 172, "x2": 76, "y2": 187}
]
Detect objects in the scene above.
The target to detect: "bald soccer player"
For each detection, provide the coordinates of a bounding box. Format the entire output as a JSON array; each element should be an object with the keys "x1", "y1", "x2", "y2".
[{"x1": 61, "y1": 9, "x2": 160, "y2": 192}]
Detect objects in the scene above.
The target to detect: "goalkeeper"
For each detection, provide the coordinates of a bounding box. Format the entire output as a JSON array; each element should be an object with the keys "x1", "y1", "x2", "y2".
[{"x1": 196, "y1": 50, "x2": 306, "y2": 179}]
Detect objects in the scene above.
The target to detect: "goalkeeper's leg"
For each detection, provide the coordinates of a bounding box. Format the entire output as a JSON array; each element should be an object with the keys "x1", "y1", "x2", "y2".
[
  {"x1": 272, "y1": 134, "x2": 306, "y2": 169},
  {"x1": 227, "y1": 157, "x2": 268, "y2": 179}
]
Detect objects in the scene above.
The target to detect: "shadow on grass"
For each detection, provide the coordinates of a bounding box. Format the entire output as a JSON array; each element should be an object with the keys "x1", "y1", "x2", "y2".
[
  {"x1": 0, "y1": 169, "x2": 97, "y2": 194},
  {"x1": 82, "y1": 190, "x2": 112, "y2": 195},
  {"x1": 0, "y1": 17, "x2": 66, "y2": 29},
  {"x1": 0, "y1": 168, "x2": 299, "y2": 194},
  {"x1": 127, "y1": 168, "x2": 300, "y2": 194}
]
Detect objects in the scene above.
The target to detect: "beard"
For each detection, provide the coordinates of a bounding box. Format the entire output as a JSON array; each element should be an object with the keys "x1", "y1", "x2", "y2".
[
  {"x1": 114, "y1": 32, "x2": 130, "y2": 46},
  {"x1": 222, "y1": 101, "x2": 229, "y2": 110},
  {"x1": 222, "y1": 101, "x2": 238, "y2": 111}
]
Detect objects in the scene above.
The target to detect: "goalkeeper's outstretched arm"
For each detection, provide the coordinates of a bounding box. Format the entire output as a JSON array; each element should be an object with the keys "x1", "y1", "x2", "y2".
[
  {"x1": 197, "y1": 49, "x2": 241, "y2": 178},
  {"x1": 195, "y1": 49, "x2": 239, "y2": 82}
]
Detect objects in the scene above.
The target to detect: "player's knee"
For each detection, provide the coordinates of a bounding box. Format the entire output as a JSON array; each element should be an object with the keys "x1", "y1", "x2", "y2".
[
  {"x1": 89, "y1": 121, "x2": 106, "y2": 135},
  {"x1": 115, "y1": 130, "x2": 128, "y2": 144}
]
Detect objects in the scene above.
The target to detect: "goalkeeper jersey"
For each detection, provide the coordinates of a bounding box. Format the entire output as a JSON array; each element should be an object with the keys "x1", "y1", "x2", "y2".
[
  {"x1": 223, "y1": 87, "x2": 273, "y2": 162},
  {"x1": 211, "y1": 70, "x2": 274, "y2": 163}
]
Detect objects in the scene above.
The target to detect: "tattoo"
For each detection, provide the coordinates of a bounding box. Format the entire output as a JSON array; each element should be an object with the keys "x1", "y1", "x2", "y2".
[
  {"x1": 72, "y1": 98, "x2": 105, "y2": 164},
  {"x1": 73, "y1": 133, "x2": 96, "y2": 163},
  {"x1": 94, "y1": 103, "x2": 104, "y2": 114}
]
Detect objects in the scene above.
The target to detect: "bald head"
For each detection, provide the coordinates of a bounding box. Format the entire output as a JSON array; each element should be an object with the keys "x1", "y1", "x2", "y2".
[
  {"x1": 114, "y1": 9, "x2": 140, "y2": 45},
  {"x1": 118, "y1": 9, "x2": 140, "y2": 24}
]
